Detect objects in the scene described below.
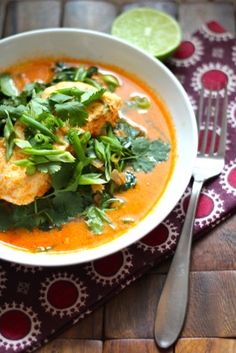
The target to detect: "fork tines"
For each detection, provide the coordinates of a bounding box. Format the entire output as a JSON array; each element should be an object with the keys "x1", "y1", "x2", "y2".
[{"x1": 197, "y1": 86, "x2": 228, "y2": 157}]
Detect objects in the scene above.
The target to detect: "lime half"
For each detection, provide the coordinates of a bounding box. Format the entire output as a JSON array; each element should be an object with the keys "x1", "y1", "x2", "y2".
[{"x1": 111, "y1": 8, "x2": 181, "y2": 60}]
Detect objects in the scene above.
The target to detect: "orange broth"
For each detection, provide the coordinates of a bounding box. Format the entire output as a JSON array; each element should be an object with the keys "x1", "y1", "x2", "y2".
[{"x1": 0, "y1": 58, "x2": 176, "y2": 252}]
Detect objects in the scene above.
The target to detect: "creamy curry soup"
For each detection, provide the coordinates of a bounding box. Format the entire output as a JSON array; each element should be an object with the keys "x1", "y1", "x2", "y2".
[{"x1": 0, "y1": 58, "x2": 176, "y2": 252}]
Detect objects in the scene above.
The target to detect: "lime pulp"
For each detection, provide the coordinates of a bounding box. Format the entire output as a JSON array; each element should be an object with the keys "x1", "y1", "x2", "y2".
[{"x1": 111, "y1": 8, "x2": 182, "y2": 60}]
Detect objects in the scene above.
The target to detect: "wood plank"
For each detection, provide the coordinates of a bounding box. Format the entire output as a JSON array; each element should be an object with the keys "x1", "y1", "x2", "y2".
[
  {"x1": 104, "y1": 274, "x2": 165, "y2": 338},
  {"x1": 122, "y1": 1, "x2": 178, "y2": 18},
  {"x1": 179, "y1": 3, "x2": 235, "y2": 37},
  {"x1": 60, "y1": 307, "x2": 103, "y2": 339},
  {"x1": 38, "y1": 339, "x2": 103, "y2": 353},
  {"x1": 191, "y1": 215, "x2": 236, "y2": 271},
  {"x1": 105, "y1": 271, "x2": 236, "y2": 339},
  {"x1": 4, "y1": 0, "x2": 61, "y2": 36},
  {"x1": 176, "y1": 338, "x2": 236, "y2": 353},
  {"x1": 63, "y1": 1, "x2": 118, "y2": 33},
  {"x1": 0, "y1": 0, "x2": 7, "y2": 38},
  {"x1": 182, "y1": 271, "x2": 236, "y2": 337},
  {"x1": 152, "y1": 214, "x2": 236, "y2": 273},
  {"x1": 103, "y1": 339, "x2": 173, "y2": 353}
]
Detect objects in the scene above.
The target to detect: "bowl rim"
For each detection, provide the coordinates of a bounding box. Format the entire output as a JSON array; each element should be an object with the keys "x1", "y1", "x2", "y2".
[{"x1": 0, "y1": 28, "x2": 198, "y2": 266}]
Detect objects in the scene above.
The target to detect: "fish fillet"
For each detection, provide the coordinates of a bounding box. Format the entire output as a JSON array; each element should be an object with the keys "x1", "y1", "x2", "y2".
[
  {"x1": 0, "y1": 139, "x2": 51, "y2": 205},
  {"x1": 0, "y1": 82, "x2": 121, "y2": 205},
  {"x1": 42, "y1": 81, "x2": 122, "y2": 135}
]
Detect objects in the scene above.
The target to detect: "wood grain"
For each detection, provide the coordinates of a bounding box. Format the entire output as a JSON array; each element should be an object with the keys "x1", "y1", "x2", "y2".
[
  {"x1": 61, "y1": 307, "x2": 104, "y2": 339},
  {"x1": 179, "y1": 2, "x2": 235, "y2": 37},
  {"x1": 182, "y1": 271, "x2": 236, "y2": 337},
  {"x1": 4, "y1": 0, "x2": 61, "y2": 36},
  {"x1": 176, "y1": 338, "x2": 236, "y2": 353},
  {"x1": 152, "y1": 214, "x2": 236, "y2": 274},
  {"x1": 63, "y1": 1, "x2": 118, "y2": 32},
  {"x1": 38, "y1": 339, "x2": 103, "y2": 353},
  {"x1": 191, "y1": 216, "x2": 236, "y2": 271},
  {"x1": 104, "y1": 274, "x2": 165, "y2": 338},
  {"x1": 104, "y1": 271, "x2": 236, "y2": 339},
  {"x1": 122, "y1": 1, "x2": 178, "y2": 18},
  {"x1": 0, "y1": 0, "x2": 7, "y2": 38},
  {"x1": 103, "y1": 339, "x2": 173, "y2": 353}
]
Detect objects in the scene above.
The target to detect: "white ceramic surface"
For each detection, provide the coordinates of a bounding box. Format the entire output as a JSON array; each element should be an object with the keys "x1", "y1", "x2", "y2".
[{"x1": 0, "y1": 29, "x2": 198, "y2": 266}]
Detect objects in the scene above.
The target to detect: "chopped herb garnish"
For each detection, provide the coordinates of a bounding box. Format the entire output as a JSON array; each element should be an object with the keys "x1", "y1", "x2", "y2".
[
  {"x1": 101, "y1": 74, "x2": 120, "y2": 92},
  {"x1": 3, "y1": 111, "x2": 15, "y2": 160},
  {"x1": 0, "y1": 73, "x2": 18, "y2": 97},
  {"x1": 83, "y1": 206, "x2": 113, "y2": 234},
  {"x1": 0, "y1": 62, "x2": 171, "y2": 235},
  {"x1": 124, "y1": 95, "x2": 151, "y2": 111}
]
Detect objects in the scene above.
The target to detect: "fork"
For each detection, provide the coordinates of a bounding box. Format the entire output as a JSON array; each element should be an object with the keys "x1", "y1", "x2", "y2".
[{"x1": 154, "y1": 86, "x2": 228, "y2": 349}]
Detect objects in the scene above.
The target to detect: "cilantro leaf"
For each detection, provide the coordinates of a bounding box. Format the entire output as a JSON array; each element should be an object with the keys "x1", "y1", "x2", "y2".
[
  {"x1": 52, "y1": 63, "x2": 99, "y2": 83},
  {"x1": 53, "y1": 192, "x2": 83, "y2": 215},
  {"x1": 52, "y1": 164, "x2": 75, "y2": 190},
  {"x1": 81, "y1": 88, "x2": 105, "y2": 105},
  {"x1": 37, "y1": 162, "x2": 61, "y2": 175},
  {"x1": 29, "y1": 98, "x2": 49, "y2": 117},
  {"x1": 55, "y1": 101, "x2": 88, "y2": 126},
  {"x1": 41, "y1": 191, "x2": 90, "y2": 228},
  {"x1": 131, "y1": 137, "x2": 170, "y2": 172},
  {"x1": 0, "y1": 204, "x2": 13, "y2": 231},
  {"x1": 149, "y1": 140, "x2": 171, "y2": 161},
  {"x1": 83, "y1": 206, "x2": 113, "y2": 234},
  {"x1": 23, "y1": 81, "x2": 47, "y2": 97},
  {"x1": 0, "y1": 104, "x2": 26, "y2": 121},
  {"x1": 49, "y1": 93, "x2": 73, "y2": 104}
]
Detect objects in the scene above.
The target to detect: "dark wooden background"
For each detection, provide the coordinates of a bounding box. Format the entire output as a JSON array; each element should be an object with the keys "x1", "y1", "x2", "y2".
[{"x1": 0, "y1": 1, "x2": 236, "y2": 352}]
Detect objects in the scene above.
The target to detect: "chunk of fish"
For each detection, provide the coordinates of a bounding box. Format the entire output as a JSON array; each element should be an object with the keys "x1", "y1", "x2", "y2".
[
  {"x1": 0, "y1": 82, "x2": 121, "y2": 205},
  {"x1": 0, "y1": 139, "x2": 51, "y2": 205},
  {"x1": 42, "y1": 81, "x2": 122, "y2": 135}
]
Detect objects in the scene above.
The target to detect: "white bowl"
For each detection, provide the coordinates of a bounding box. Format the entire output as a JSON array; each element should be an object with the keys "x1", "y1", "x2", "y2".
[{"x1": 0, "y1": 29, "x2": 198, "y2": 266}]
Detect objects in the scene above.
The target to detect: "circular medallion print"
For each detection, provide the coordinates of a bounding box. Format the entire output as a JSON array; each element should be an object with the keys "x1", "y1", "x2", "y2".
[
  {"x1": 200, "y1": 21, "x2": 232, "y2": 41},
  {"x1": 191, "y1": 63, "x2": 236, "y2": 96},
  {"x1": 227, "y1": 100, "x2": 236, "y2": 128},
  {"x1": 0, "y1": 267, "x2": 6, "y2": 297},
  {"x1": 40, "y1": 273, "x2": 87, "y2": 317},
  {"x1": 220, "y1": 159, "x2": 236, "y2": 197},
  {"x1": 232, "y1": 45, "x2": 236, "y2": 66},
  {"x1": 47, "y1": 280, "x2": 79, "y2": 310},
  {"x1": 93, "y1": 252, "x2": 124, "y2": 277},
  {"x1": 10, "y1": 263, "x2": 42, "y2": 273},
  {"x1": 0, "y1": 303, "x2": 40, "y2": 351},
  {"x1": 170, "y1": 36, "x2": 203, "y2": 67},
  {"x1": 86, "y1": 249, "x2": 133, "y2": 286},
  {"x1": 188, "y1": 95, "x2": 197, "y2": 113},
  {"x1": 0, "y1": 310, "x2": 31, "y2": 340},
  {"x1": 175, "y1": 187, "x2": 224, "y2": 228},
  {"x1": 137, "y1": 220, "x2": 178, "y2": 253},
  {"x1": 201, "y1": 69, "x2": 228, "y2": 90}
]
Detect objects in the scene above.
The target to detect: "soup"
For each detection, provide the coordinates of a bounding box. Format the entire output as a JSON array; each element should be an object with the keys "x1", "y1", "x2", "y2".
[{"x1": 0, "y1": 58, "x2": 176, "y2": 252}]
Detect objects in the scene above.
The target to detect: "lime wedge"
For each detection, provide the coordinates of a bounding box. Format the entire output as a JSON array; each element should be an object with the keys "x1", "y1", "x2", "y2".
[{"x1": 111, "y1": 8, "x2": 181, "y2": 60}]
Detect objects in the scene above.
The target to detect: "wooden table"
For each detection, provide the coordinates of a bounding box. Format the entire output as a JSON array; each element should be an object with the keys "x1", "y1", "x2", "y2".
[{"x1": 1, "y1": 1, "x2": 236, "y2": 352}]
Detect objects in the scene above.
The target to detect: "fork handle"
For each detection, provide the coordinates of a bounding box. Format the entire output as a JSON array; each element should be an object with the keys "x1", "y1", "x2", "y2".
[{"x1": 154, "y1": 179, "x2": 203, "y2": 349}]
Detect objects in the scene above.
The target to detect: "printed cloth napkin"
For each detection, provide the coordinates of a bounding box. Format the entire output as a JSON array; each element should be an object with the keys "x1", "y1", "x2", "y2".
[{"x1": 0, "y1": 21, "x2": 235, "y2": 353}]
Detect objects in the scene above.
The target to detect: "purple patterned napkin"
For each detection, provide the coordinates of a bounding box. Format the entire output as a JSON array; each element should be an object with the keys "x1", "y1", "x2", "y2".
[{"x1": 0, "y1": 21, "x2": 235, "y2": 353}]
